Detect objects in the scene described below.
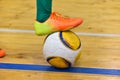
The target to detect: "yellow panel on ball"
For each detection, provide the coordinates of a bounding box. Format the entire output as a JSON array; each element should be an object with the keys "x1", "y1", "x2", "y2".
[
  {"x1": 61, "y1": 31, "x2": 81, "y2": 50},
  {"x1": 48, "y1": 57, "x2": 71, "y2": 68}
]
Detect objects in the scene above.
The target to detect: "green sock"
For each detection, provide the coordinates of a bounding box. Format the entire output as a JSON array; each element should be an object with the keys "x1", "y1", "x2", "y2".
[{"x1": 36, "y1": 0, "x2": 52, "y2": 23}]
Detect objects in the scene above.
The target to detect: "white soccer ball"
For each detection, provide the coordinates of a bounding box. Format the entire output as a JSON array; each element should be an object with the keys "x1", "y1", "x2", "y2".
[{"x1": 43, "y1": 31, "x2": 82, "y2": 68}]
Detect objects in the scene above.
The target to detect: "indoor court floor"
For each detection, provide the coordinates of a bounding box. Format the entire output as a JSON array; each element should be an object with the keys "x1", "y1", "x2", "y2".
[{"x1": 0, "y1": 0, "x2": 120, "y2": 80}]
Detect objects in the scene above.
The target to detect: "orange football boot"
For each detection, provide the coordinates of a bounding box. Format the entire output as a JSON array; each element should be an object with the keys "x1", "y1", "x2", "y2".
[{"x1": 34, "y1": 12, "x2": 83, "y2": 35}]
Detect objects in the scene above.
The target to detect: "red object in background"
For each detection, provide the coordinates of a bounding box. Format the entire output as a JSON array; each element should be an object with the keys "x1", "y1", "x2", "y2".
[{"x1": 0, "y1": 49, "x2": 6, "y2": 58}]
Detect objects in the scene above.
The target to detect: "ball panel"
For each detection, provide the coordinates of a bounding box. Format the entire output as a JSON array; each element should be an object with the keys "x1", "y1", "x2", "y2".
[
  {"x1": 60, "y1": 31, "x2": 81, "y2": 50},
  {"x1": 47, "y1": 57, "x2": 71, "y2": 68}
]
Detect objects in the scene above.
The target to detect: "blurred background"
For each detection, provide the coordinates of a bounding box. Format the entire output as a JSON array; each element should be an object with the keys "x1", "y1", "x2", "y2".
[{"x1": 0, "y1": 0, "x2": 120, "y2": 34}]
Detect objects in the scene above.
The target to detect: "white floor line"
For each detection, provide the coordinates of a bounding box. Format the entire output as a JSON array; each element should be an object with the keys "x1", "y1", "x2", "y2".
[
  {"x1": 0, "y1": 28, "x2": 34, "y2": 33},
  {"x1": 76, "y1": 32, "x2": 120, "y2": 37},
  {"x1": 0, "y1": 28, "x2": 120, "y2": 37}
]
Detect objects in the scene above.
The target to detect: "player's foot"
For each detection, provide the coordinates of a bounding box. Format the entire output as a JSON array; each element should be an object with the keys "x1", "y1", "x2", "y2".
[
  {"x1": 0, "y1": 49, "x2": 6, "y2": 58},
  {"x1": 34, "y1": 12, "x2": 83, "y2": 35}
]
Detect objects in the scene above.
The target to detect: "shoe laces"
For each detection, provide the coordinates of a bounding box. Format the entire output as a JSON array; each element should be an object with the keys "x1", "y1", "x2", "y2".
[{"x1": 50, "y1": 12, "x2": 70, "y2": 22}]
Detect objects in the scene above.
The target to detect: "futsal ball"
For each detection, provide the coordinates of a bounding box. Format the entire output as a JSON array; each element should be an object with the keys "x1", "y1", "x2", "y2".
[{"x1": 43, "y1": 31, "x2": 82, "y2": 68}]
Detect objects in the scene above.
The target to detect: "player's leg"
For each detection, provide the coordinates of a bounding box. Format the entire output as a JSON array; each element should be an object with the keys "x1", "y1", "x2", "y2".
[
  {"x1": 36, "y1": 0, "x2": 52, "y2": 23},
  {"x1": 34, "y1": 0, "x2": 83, "y2": 36}
]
